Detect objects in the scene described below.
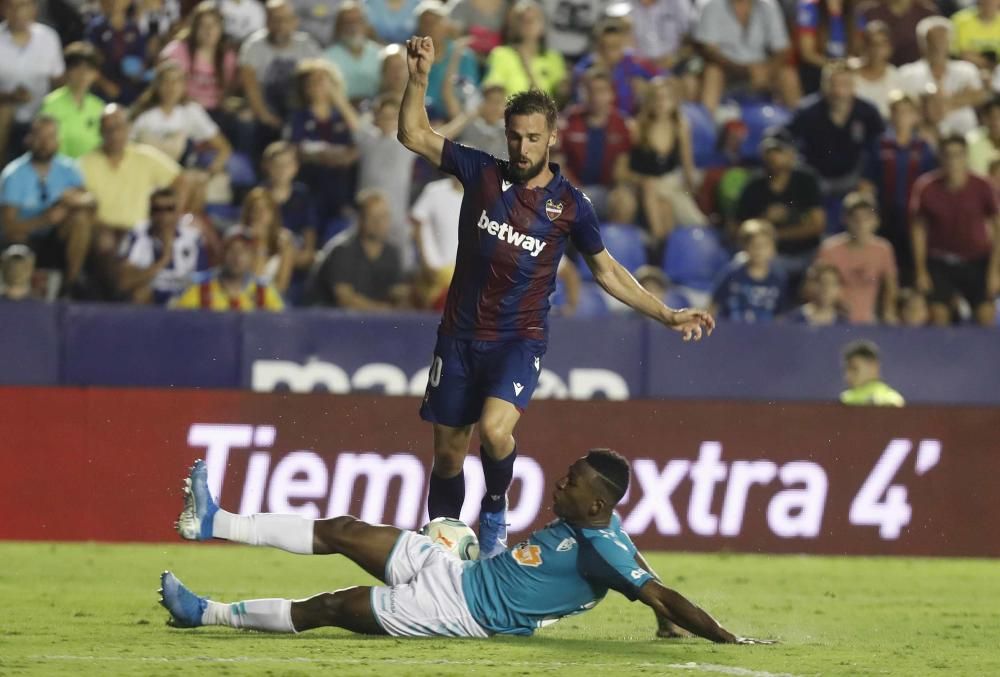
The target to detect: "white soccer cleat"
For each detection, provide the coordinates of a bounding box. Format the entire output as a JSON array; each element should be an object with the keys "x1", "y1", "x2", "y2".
[{"x1": 174, "y1": 460, "x2": 218, "y2": 541}]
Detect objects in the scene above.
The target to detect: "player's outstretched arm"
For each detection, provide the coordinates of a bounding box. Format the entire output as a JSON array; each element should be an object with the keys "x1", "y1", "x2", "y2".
[
  {"x1": 637, "y1": 579, "x2": 773, "y2": 645},
  {"x1": 584, "y1": 249, "x2": 715, "y2": 341},
  {"x1": 397, "y1": 36, "x2": 446, "y2": 168}
]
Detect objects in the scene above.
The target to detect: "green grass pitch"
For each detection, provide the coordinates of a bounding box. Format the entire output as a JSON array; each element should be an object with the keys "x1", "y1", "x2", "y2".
[{"x1": 1, "y1": 542, "x2": 998, "y2": 676}]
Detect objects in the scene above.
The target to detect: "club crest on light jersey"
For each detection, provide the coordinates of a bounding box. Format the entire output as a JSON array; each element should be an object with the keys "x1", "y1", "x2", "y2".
[{"x1": 544, "y1": 199, "x2": 563, "y2": 221}]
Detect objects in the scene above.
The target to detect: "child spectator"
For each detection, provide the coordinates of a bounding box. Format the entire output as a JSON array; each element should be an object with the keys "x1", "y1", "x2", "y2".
[
  {"x1": 286, "y1": 59, "x2": 357, "y2": 230},
  {"x1": 898, "y1": 286, "x2": 930, "y2": 326},
  {"x1": 41, "y1": 42, "x2": 104, "y2": 159},
  {"x1": 840, "y1": 339, "x2": 905, "y2": 406},
  {"x1": 85, "y1": 0, "x2": 150, "y2": 104},
  {"x1": 711, "y1": 219, "x2": 789, "y2": 322},
  {"x1": 483, "y1": 0, "x2": 568, "y2": 99},
  {"x1": 784, "y1": 262, "x2": 848, "y2": 326},
  {"x1": 0, "y1": 243, "x2": 39, "y2": 301},
  {"x1": 816, "y1": 192, "x2": 899, "y2": 324},
  {"x1": 160, "y1": 2, "x2": 238, "y2": 115},
  {"x1": 238, "y1": 186, "x2": 295, "y2": 295}
]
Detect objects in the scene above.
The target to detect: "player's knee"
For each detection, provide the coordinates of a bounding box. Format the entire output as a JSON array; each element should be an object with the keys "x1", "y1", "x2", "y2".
[
  {"x1": 432, "y1": 448, "x2": 464, "y2": 477},
  {"x1": 478, "y1": 420, "x2": 512, "y2": 456}
]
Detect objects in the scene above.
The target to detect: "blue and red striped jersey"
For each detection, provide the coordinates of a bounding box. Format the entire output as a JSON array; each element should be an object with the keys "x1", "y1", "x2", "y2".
[{"x1": 438, "y1": 139, "x2": 605, "y2": 342}]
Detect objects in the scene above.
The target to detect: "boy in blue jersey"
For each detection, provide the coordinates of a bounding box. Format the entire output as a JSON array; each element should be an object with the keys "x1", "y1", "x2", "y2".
[
  {"x1": 397, "y1": 36, "x2": 717, "y2": 559},
  {"x1": 161, "y1": 455, "x2": 772, "y2": 644}
]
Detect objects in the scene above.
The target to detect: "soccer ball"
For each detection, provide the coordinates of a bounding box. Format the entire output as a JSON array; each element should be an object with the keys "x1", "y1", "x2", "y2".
[{"x1": 420, "y1": 517, "x2": 480, "y2": 560}]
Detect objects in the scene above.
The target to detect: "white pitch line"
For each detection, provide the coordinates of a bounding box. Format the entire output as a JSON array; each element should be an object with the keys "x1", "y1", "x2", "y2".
[{"x1": 25, "y1": 655, "x2": 802, "y2": 676}]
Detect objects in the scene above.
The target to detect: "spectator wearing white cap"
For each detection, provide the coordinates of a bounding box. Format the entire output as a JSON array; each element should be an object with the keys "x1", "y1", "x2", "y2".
[{"x1": 0, "y1": 243, "x2": 38, "y2": 301}]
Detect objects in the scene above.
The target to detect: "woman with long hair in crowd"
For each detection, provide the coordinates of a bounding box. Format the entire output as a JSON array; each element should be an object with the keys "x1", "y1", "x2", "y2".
[
  {"x1": 287, "y1": 59, "x2": 359, "y2": 232},
  {"x1": 617, "y1": 76, "x2": 706, "y2": 249},
  {"x1": 238, "y1": 187, "x2": 295, "y2": 295},
  {"x1": 160, "y1": 1, "x2": 238, "y2": 116},
  {"x1": 482, "y1": 0, "x2": 567, "y2": 99},
  {"x1": 796, "y1": 0, "x2": 856, "y2": 94},
  {"x1": 131, "y1": 61, "x2": 232, "y2": 186}
]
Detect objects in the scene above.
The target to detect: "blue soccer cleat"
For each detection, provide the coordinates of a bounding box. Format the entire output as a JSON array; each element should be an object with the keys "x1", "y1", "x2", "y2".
[
  {"x1": 175, "y1": 459, "x2": 218, "y2": 541},
  {"x1": 158, "y1": 571, "x2": 207, "y2": 628},
  {"x1": 478, "y1": 501, "x2": 509, "y2": 560}
]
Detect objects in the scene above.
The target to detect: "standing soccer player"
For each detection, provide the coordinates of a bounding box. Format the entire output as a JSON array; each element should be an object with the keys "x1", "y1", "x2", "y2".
[{"x1": 398, "y1": 36, "x2": 715, "y2": 559}]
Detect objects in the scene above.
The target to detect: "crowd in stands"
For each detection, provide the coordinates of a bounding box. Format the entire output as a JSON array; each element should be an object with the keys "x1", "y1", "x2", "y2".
[{"x1": 1, "y1": 0, "x2": 999, "y2": 328}]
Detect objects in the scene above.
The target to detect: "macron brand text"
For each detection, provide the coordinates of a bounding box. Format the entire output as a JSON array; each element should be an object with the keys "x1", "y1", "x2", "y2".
[{"x1": 478, "y1": 210, "x2": 547, "y2": 257}]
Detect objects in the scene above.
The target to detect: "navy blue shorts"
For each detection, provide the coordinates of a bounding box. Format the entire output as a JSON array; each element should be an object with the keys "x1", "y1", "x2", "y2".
[{"x1": 419, "y1": 334, "x2": 547, "y2": 427}]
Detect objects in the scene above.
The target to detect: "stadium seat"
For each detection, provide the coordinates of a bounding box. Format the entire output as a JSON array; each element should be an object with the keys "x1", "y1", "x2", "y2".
[
  {"x1": 574, "y1": 282, "x2": 610, "y2": 318},
  {"x1": 600, "y1": 224, "x2": 647, "y2": 273},
  {"x1": 682, "y1": 102, "x2": 717, "y2": 168},
  {"x1": 739, "y1": 102, "x2": 792, "y2": 161},
  {"x1": 663, "y1": 226, "x2": 730, "y2": 292},
  {"x1": 227, "y1": 152, "x2": 257, "y2": 188}
]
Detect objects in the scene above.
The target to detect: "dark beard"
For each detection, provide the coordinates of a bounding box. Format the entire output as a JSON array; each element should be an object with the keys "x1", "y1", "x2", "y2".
[
  {"x1": 506, "y1": 155, "x2": 547, "y2": 183},
  {"x1": 31, "y1": 150, "x2": 55, "y2": 164}
]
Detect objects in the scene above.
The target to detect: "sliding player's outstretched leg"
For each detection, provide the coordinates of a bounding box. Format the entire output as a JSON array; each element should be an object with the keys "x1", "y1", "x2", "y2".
[
  {"x1": 175, "y1": 460, "x2": 401, "y2": 580},
  {"x1": 158, "y1": 572, "x2": 384, "y2": 634}
]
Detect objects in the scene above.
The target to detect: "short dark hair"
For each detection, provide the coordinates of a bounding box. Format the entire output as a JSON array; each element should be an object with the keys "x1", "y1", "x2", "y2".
[
  {"x1": 64, "y1": 41, "x2": 101, "y2": 69},
  {"x1": 504, "y1": 89, "x2": 558, "y2": 131},
  {"x1": 584, "y1": 449, "x2": 630, "y2": 504},
  {"x1": 940, "y1": 133, "x2": 968, "y2": 151},
  {"x1": 150, "y1": 187, "x2": 176, "y2": 204},
  {"x1": 843, "y1": 191, "x2": 876, "y2": 215},
  {"x1": 843, "y1": 340, "x2": 880, "y2": 363}
]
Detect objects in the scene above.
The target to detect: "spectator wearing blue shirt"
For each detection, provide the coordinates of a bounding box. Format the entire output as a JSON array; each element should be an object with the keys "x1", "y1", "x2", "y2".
[
  {"x1": 711, "y1": 219, "x2": 789, "y2": 322},
  {"x1": 261, "y1": 141, "x2": 322, "y2": 273},
  {"x1": 417, "y1": 1, "x2": 480, "y2": 121},
  {"x1": 365, "y1": 0, "x2": 422, "y2": 45},
  {"x1": 786, "y1": 61, "x2": 884, "y2": 232},
  {"x1": 572, "y1": 19, "x2": 659, "y2": 117},
  {"x1": 783, "y1": 262, "x2": 849, "y2": 325},
  {"x1": 286, "y1": 60, "x2": 358, "y2": 235},
  {"x1": 0, "y1": 115, "x2": 94, "y2": 289}
]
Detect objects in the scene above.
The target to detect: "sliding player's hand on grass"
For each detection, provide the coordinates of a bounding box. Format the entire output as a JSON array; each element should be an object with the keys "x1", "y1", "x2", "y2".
[
  {"x1": 664, "y1": 308, "x2": 715, "y2": 342},
  {"x1": 735, "y1": 637, "x2": 777, "y2": 645}
]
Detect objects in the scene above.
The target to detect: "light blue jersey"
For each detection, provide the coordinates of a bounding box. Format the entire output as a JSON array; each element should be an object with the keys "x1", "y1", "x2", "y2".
[{"x1": 461, "y1": 514, "x2": 654, "y2": 636}]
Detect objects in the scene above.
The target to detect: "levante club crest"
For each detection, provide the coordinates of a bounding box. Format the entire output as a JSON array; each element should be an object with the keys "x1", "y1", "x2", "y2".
[{"x1": 544, "y1": 199, "x2": 563, "y2": 220}]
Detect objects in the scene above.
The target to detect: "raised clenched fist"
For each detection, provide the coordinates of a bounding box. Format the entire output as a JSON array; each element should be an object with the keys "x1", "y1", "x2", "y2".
[{"x1": 406, "y1": 36, "x2": 435, "y2": 79}]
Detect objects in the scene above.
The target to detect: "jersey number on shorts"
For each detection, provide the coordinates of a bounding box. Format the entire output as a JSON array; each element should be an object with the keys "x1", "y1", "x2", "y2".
[
  {"x1": 512, "y1": 543, "x2": 543, "y2": 567},
  {"x1": 428, "y1": 356, "x2": 443, "y2": 388}
]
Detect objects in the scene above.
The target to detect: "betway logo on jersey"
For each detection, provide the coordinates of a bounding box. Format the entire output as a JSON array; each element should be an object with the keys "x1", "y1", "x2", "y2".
[{"x1": 478, "y1": 210, "x2": 547, "y2": 257}]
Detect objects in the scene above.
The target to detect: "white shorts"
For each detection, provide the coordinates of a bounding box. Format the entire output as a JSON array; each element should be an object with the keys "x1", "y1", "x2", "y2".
[{"x1": 370, "y1": 531, "x2": 491, "y2": 638}]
